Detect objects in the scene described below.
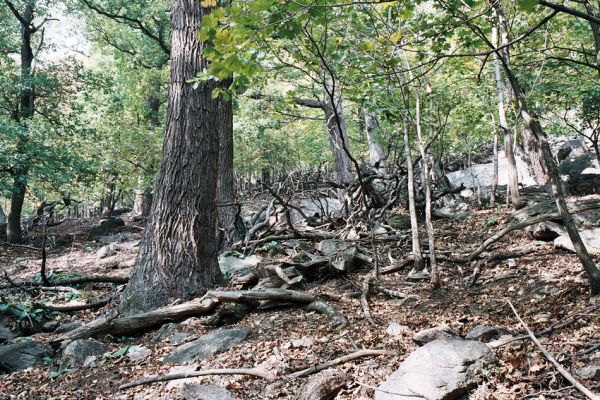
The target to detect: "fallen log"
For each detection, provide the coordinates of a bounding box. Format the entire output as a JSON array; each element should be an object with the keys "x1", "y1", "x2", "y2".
[{"x1": 53, "y1": 289, "x2": 345, "y2": 345}]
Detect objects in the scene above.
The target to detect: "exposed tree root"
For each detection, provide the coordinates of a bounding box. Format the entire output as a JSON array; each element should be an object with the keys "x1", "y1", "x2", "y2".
[{"x1": 53, "y1": 289, "x2": 346, "y2": 346}]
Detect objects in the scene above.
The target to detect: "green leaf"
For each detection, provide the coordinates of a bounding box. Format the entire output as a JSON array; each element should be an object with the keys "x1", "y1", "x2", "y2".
[{"x1": 517, "y1": 0, "x2": 537, "y2": 12}]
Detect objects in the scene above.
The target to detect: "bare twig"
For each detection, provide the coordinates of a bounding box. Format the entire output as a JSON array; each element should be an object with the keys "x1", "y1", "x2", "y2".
[
  {"x1": 119, "y1": 368, "x2": 275, "y2": 390},
  {"x1": 288, "y1": 349, "x2": 392, "y2": 379},
  {"x1": 507, "y1": 300, "x2": 599, "y2": 400}
]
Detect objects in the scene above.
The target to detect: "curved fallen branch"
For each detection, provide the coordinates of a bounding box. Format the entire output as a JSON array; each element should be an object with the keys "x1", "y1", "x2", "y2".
[
  {"x1": 119, "y1": 368, "x2": 275, "y2": 390},
  {"x1": 465, "y1": 198, "x2": 600, "y2": 262},
  {"x1": 288, "y1": 349, "x2": 393, "y2": 379},
  {"x1": 508, "y1": 301, "x2": 598, "y2": 400}
]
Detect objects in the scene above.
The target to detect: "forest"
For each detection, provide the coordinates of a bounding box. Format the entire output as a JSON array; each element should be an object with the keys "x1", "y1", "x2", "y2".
[{"x1": 1, "y1": 0, "x2": 600, "y2": 398}]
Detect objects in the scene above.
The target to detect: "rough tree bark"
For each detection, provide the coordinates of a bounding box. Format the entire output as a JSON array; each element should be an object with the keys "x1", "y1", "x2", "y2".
[
  {"x1": 492, "y1": 1, "x2": 600, "y2": 295},
  {"x1": 5, "y1": 0, "x2": 36, "y2": 243},
  {"x1": 491, "y1": 20, "x2": 524, "y2": 209},
  {"x1": 119, "y1": 0, "x2": 223, "y2": 315}
]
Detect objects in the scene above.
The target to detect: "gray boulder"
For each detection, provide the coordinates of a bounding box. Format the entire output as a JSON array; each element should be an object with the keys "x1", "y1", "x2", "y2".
[
  {"x1": 0, "y1": 341, "x2": 53, "y2": 372},
  {"x1": 554, "y1": 227, "x2": 600, "y2": 255},
  {"x1": 60, "y1": 339, "x2": 108, "y2": 369},
  {"x1": 413, "y1": 325, "x2": 459, "y2": 346},
  {"x1": 180, "y1": 383, "x2": 238, "y2": 400},
  {"x1": 163, "y1": 327, "x2": 249, "y2": 364},
  {"x1": 97, "y1": 243, "x2": 117, "y2": 259},
  {"x1": 375, "y1": 339, "x2": 492, "y2": 400}
]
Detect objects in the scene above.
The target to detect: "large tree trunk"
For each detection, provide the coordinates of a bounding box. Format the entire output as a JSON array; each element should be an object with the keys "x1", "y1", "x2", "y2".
[
  {"x1": 216, "y1": 81, "x2": 237, "y2": 253},
  {"x1": 493, "y1": 2, "x2": 600, "y2": 295},
  {"x1": 7, "y1": 172, "x2": 27, "y2": 243},
  {"x1": 5, "y1": 3, "x2": 35, "y2": 243},
  {"x1": 491, "y1": 21, "x2": 524, "y2": 209},
  {"x1": 120, "y1": 0, "x2": 223, "y2": 316}
]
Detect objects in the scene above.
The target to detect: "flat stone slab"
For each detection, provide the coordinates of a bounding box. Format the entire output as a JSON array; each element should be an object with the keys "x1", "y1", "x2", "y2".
[
  {"x1": 163, "y1": 327, "x2": 249, "y2": 364},
  {"x1": 375, "y1": 339, "x2": 492, "y2": 400}
]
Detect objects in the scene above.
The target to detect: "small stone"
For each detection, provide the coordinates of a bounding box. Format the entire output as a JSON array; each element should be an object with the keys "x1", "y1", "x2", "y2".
[
  {"x1": 163, "y1": 327, "x2": 249, "y2": 364},
  {"x1": 180, "y1": 383, "x2": 238, "y2": 400},
  {"x1": 535, "y1": 285, "x2": 560, "y2": 295},
  {"x1": 54, "y1": 321, "x2": 83, "y2": 334},
  {"x1": 506, "y1": 258, "x2": 516, "y2": 268},
  {"x1": 127, "y1": 346, "x2": 152, "y2": 362},
  {"x1": 170, "y1": 332, "x2": 190, "y2": 344},
  {"x1": 151, "y1": 323, "x2": 180, "y2": 343},
  {"x1": 42, "y1": 320, "x2": 60, "y2": 332},
  {"x1": 577, "y1": 366, "x2": 600, "y2": 381},
  {"x1": 386, "y1": 322, "x2": 409, "y2": 336},
  {"x1": 465, "y1": 325, "x2": 509, "y2": 342},
  {"x1": 97, "y1": 243, "x2": 117, "y2": 259},
  {"x1": 413, "y1": 324, "x2": 459, "y2": 346},
  {"x1": 60, "y1": 339, "x2": 108, "y2": 370},
  {"x1": 118, "y1": 259, "x2": 136, "y2": 268}
]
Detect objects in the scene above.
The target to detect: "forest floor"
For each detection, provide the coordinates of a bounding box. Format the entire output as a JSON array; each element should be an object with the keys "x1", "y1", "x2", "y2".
[{"x1": 1, "y1": 206, "x2": 599, "y2": 400}]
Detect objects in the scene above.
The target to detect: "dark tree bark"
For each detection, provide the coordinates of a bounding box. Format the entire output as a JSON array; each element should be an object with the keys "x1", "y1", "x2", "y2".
[
  {"x1": 120, "y1": 0, "x2": 223, "y2": 316},
  {"x1": 4, "y1": 0, "x2": 36, "y2": 243}
]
